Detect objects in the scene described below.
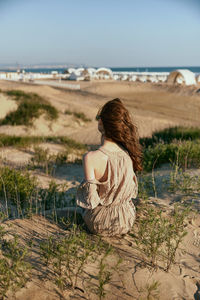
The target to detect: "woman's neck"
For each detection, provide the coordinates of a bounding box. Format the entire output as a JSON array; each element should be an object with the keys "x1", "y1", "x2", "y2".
[{"x1": 101, "y1": 136, "x2": 121, "y2": 150}]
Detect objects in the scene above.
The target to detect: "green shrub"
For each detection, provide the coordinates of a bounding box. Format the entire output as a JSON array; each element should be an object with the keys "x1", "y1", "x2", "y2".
[
  {"x1": 0, "y1": 167, "x2": 38, "y2": 209},
  {"x1": 39, "y1": 180, "x2": 68, "y2": 212},
  {"x1": 0, "y1": 134, "x2": 87, "y2": 151},
  {"x1": 0, "y1": 90, "x2": 58, "y2": 126},
  {"x1": 140, "y1": 126, "x2": 200, "y2": 148},
  {"x1": 0, "y1": 134, "x2": 41, "y2": 148},
  {"x1": 5, "y1": 90, "x2": 43, "y2": 102},
  {"x1": 168, "y1": 167, "x2": 197, "y2": 194},
  {"x1": 138, "y1": 174, "x2": 155, "y2": 200},
  {"x1": 30, "y1": 146, "x2": 68, "y2": 175},
  {"x1": 143, "y1": 140, "x2": 200, "y2": 171},
  {"x1": 5, "y1": 90, "x2": 32, "y2": 100},
  {"x1": 0, "y1": 100, "x2": 58, "y2": 126}
]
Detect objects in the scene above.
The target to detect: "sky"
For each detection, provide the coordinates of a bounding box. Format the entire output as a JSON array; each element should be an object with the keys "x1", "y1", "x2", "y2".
[{"x1": 0, "y1": 0, "x2": 199, "y2": 67}]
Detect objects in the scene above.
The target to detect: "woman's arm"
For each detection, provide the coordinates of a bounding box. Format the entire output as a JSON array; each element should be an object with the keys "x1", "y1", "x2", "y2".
[
  {"x1": 83, "y1": 152, "x2": 95, "y2": 181},
  {"x1": 83, "y1": 133, "x2": 104, "y2": 180}
]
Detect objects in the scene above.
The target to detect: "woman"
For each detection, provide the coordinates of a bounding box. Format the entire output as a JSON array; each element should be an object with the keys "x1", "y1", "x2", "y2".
[{"x1": 76, "y1": 98, "x2": 142, "y2": 236}]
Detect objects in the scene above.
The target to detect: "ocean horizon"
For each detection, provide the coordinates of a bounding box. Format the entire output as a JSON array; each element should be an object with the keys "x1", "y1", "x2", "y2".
[{"x1": 0, "y1": 66, "x2": 200, "y2": 74}]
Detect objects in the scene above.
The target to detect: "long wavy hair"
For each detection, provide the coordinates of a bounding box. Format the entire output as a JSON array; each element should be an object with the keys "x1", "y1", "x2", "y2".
[{"x1": 96, "y1": 98, "x2": 142, "y2": 172}]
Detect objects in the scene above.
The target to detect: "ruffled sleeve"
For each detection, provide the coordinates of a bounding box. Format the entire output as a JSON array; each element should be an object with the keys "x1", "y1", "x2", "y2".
[
  {"x1": 76, "y1": 179, "x2": 101, "y2": 210},
  {"x1": 132, "y1": 174, "x2": 138, "y2": 198}
]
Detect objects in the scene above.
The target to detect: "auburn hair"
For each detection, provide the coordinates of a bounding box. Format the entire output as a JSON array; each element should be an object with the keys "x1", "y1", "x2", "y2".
[{"x1": 96, "y1": 98, "x2": 142, "y2": 172}]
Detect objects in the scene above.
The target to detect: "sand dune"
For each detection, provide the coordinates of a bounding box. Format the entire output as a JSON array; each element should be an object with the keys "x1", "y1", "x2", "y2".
[
  {"x1": 1, "y1": 80, "x2": 200, "y2": 144},
  {"x1": 0, "y1": 80, "x2": 200, "y2": 299}
]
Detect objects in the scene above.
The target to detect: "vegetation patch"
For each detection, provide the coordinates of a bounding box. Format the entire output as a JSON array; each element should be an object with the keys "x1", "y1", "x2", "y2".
[
  {"x1": 0, "y1": 134, "x2": 87, "y2": 151},
  {"x1": 0, "y1": 167, "x2": 38, "y2": 212},
  {"x1": 0, "y1": 90, "x2": 58, "y2": 126},
  {"x1": 30, "y1": 146, "x2": 68, "y2": 175},
  {"x1": 140, "y1": 126, "x2": 200, "y2": 148},
  {"x1": 45, "y1": 136, "x2": 87, "y2": 150},
  {"x1": 65, "y1": 109, "x2": 91, "y2": 122},
  {"x1": 143, "y1": 140, "x2": 200, "y2": 171},
  {"x1": 131, "y1": 204, "x2": 190, "y2": 271},
  {"x1": 0, "y1": 121, "x2": 198, "y2": 298},
  {"x1": 0, "y1": 226, "x2": 31, "y2": 299},
  {"x1": 140, "y1": 126, "x2": 200, "y2": 171},
  {"x1": 40, "y1": 225, "x2": 121, "y2": 298}
]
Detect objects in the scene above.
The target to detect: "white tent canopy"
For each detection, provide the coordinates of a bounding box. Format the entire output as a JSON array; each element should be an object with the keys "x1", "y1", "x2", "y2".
[
  {"x1": 96, "y1": 67, "x2": 112, "y2": 75},
  {"x1": 196, "y1": 74, "x2": 200, "y2": 83},
  {"x1": 167, "y1": 69, "x2": 196, "y2": 86},
  {"x1": 96, "y1": 67, "x2": 113, "y2": 78}
]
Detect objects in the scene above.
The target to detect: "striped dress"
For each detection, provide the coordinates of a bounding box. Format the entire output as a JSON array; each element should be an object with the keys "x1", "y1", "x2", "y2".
[{"x1": 76, "y1": 147, "x2": 138, "y2": 236}]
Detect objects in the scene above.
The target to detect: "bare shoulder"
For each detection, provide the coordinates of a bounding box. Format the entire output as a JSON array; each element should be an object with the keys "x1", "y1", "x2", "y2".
[{"x1": 83, "y1": 149, "x2": 107, "y2": 163}]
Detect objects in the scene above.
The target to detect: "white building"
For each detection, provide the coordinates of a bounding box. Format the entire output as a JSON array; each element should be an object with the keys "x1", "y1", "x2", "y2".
[{"x1": 167, "y1": 69, "x2": 196, "y2": 86}]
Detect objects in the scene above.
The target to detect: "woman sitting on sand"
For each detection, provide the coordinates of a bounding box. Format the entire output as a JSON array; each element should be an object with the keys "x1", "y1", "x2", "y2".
[{"x1": 76, "y1": 98, "x2": 142, "y2": 236}]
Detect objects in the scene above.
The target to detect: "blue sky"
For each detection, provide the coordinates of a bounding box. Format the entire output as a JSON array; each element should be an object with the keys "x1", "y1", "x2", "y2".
[{"x1": 0, "y1": 0, "x2": 199, "y2": 67}]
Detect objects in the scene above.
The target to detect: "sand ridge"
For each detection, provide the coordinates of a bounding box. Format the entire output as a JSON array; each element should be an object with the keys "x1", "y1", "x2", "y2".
[{"x1": 0, "y1": 80, "x2": 200, "y2": 299}]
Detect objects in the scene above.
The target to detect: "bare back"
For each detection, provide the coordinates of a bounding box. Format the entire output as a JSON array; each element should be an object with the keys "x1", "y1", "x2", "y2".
[{"x1": 83, "y1": 149, "x2": 108, "y2": 182}]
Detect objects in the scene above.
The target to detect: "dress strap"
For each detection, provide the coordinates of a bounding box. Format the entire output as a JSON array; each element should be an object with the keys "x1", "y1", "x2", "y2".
[
  {"x1": 98, "y1": 148, "x2": 110, "y2": 155},
  {"x1": 98, "y1": 147, "x2": 127, "y2": 156}
]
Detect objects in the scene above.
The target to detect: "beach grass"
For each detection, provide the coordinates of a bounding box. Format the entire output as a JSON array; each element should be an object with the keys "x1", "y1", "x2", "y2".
[
  {"x1": 0, "y1": 134, "x2": 87, "y2": 150},
  {"x1": 140, "y1": 126, "x2": 200, "y2": 148},
  {"x1": 0, "y1": 123, "x2": 199, "y2": 298},
  {"x1": 140, "y1": 126, "x2": 200, "y2": 171},
  {"x1": 65, "y1": 109, "x2": 91, "y2": 122},
  {"x1": 0, "y1": 90, "x2": 58, "y2": 126},
  {"x1": 142, "y1": 140, "x2": 200, "y2": 171}
]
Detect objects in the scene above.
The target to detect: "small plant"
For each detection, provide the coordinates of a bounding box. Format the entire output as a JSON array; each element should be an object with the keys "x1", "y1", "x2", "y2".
[
  {"x1": 40, "y1": 227, "x2": 122, "y2": 298},
  {"x1": 30, "y1": 146, "x2": 68, "y2": 175},
  {"x1": 40, "y1": 226, "x2": 97, "y2": 294},
  {"x1": 30, "y1": 146, "x2": 55, "y2": 175},
  {"x1": 131, "y1": 204, "x2": 190, "y2": 271},
  {"x1": 40, "y1": 180, "x2": 68, "y2": 213},
  {"x1": 162, "y1": 205, "x2": 189, "y2": 271},
  {"x1": 40, "y1": 235, "x2": 54, "y2": 266},
  {"x1": 65, "y1": 109, "x2": 91, "y2": 122},
  {"x1": 86, "y1": 240, "x2": 122, "y2": 300},
  {"x1": 96, "y1": 245, "x2": 113, "y2": 300},
  {"x1": 73, "y1": 112, "x2": 91, "y2": 122},
  {"x1": 0, "y1": 166, "x2": 38, "y2": 212},
  {"x1": 133, "y1": 207, "x2": 166, "y2": 268},
  {"x1": 0, "y1": 231, "x2": 31, "y2": 299},
  {"x1": 138, "y1": 174, "x2": 155, "y2": 200},
  {"x1": 167, "y1": 156, "x2": 200, "y2": 207},
  {"x1": 0, "y1": 224, "x2": 6, "y2": 240},
  {"x1": 139, "y1": 280, "x2": 160, "y2": 300}
]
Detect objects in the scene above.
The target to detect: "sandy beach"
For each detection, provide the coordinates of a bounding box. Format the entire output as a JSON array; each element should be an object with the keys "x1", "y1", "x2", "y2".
[{"x1": 0, "y1": 79, "x2": 200, "y2": 299}]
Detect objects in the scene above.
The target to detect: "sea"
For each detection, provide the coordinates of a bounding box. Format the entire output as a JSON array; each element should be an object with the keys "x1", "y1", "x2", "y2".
[{"x1": 0, "y1": 66, "x2": 200, "y2": 74}]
